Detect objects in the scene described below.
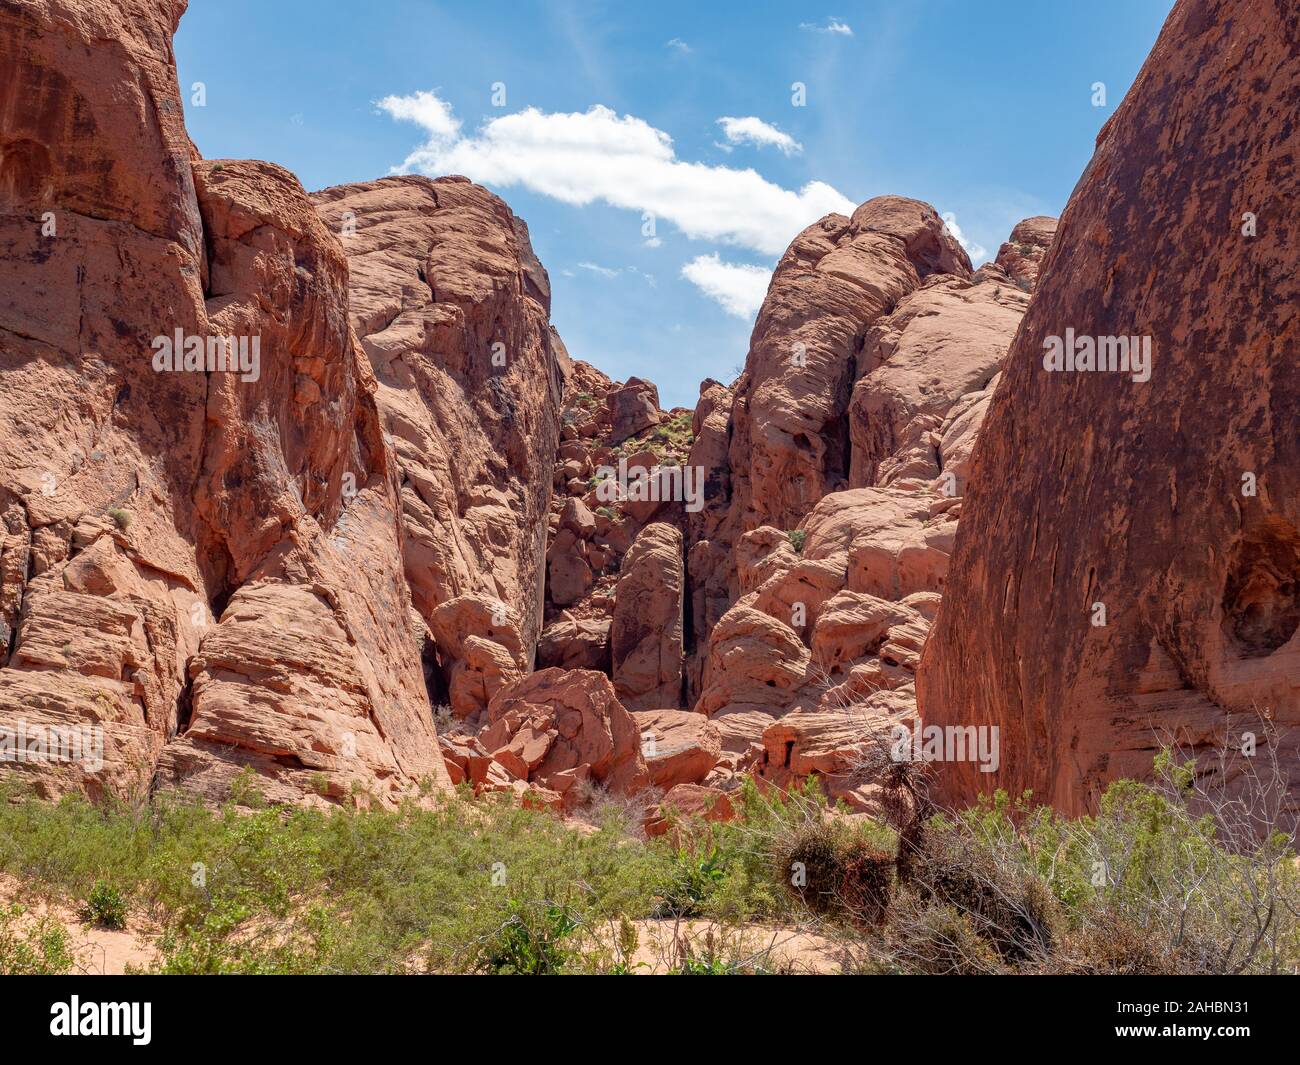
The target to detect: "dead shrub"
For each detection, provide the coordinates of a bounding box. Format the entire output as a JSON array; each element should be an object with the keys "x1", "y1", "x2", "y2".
[
  {"x1": 838, "y1": 838, "x2": 893, "y2": 927},
  {"x1": 910, "y1": 827, "x2": 1061, "y2": 965}
]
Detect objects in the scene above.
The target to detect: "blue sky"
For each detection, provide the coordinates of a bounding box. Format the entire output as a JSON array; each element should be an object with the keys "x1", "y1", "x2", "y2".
[{"x1": 175, "y1": 0, "x2": 1173, "y2": 409}]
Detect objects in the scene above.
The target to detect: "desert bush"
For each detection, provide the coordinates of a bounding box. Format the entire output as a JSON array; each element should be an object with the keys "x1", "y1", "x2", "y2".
[
  {"x1": 781, "y1": 819, "x2": 847, "y2": 916},
  {"x1": 83, "y1": 879, "x2": 128, "y2": 929},
  {"x1": 654, "y1": 845, "x2": 728, "y2": 918},
  {"x1": 0, "y1": 905, "x2": 74, "y2": 975},
  {"x1": 474, "y1": 900, "x2": 579, "y2": 974},
  {"x1": 878, "y1": 895, "x2": 1007, "y2": 975},
  {"x1": 908, "y1": 819, "x2": 1062, "y2": 964},
  {"x1": 838, "y1": 837, "x2": 894, "y2": 926}
]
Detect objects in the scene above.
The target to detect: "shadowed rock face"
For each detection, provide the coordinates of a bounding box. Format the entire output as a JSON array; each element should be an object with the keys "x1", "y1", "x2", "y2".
[
  {"x1": 311, "y1": 176, "x2": 566, "y2": 686},
  {"x1": 918, "y1": 0, "x2": 1300, "y2": 815},
  {"x1": 0, "y1": 0, "x2": 446, "y2": 804}
]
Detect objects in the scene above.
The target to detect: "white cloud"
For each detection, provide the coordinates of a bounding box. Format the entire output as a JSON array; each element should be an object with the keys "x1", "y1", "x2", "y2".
[
  {"x1": 666, "y1": 37, "x2": 692, "y2": 54},
  {"x1": 379, "y1": 92, "x2": 853, "y2": 256},
  {"x1": 939, "y1": 211, "x2": 988, "y2": 263},
  {"x1": 800, "y1": 17, "x2": 853, "y2": 36},
  {"x1": 375, "y1": 90, "x2": 460, "y2": 142},
  {"x1": 717, "y1": 116, "x2": 802, "y2": 156},
  {"x1": 577, "y1": 261, "x2": 619, "y2": 278},
  {"x1": 681, "y1": 254, "x2": 772, "y2": 319}
]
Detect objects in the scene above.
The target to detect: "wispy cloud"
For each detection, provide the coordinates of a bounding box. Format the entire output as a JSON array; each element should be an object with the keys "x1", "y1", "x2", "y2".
[
  {"x1": 716, "y1": 116, "x2": 802, "y2": 156},
  {"x1": 378, "y1": 92, "x2": 853, "y2": 255},
  {"x1": 800, "y1": 17, "x2": 853, "y2": 36},
  {"x1": 681, "y1": 254, "x2": 771, "y2": 318},
  {"x1": 940, "y1": 211, "x2": 988, "y2": 263},
  {"x1": 665, "y1": 37, "x2": 692, "y2": 54},
  {"x1": 576, "y1": 262, "x2": 656, "y2": 286}
]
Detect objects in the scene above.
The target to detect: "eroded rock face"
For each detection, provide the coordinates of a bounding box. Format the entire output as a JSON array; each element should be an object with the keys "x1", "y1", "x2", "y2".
[
  {"x1": 682, "y1": 198, "x2": 975, "y2": 693},
  {"x1": 611, "y1": 522, "x2": 684, "y2": 710},
  {"x1": 918, "y1": 0, "x2": 1300, "y2": 814},
  {"x1": 310, "y1": 175, "x2": 566, "y2": 681},
  {"x1": 0, "y1": 1, "x2": 446, "y2": 804},
  {"x1": 848, "y1": 275, "x2": 1030, "y2": 492},
  {"x1": 689, "y1": 203, "x2": 1046, "y2": 805},
  {"x1": 721, "y1": 197, "x2": 971, "y2": 539}
]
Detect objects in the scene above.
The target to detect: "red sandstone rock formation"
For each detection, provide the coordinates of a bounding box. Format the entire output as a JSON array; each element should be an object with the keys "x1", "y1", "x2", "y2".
[
  {"x1": 611, "y1": 522, "x2": 685, "y2": 710},
  {"x1": 0, "y1": 0, "x2": 447, "y2": 804},
  {"x1": 535, "y1": 359, "x2": 695, "y2": 706},
  {"x1": 310, "y1": 175, "x2": 566, "y2": 694},
  {"x1": 722, "y1": 197, "x2": 970, "y2": 538},
  {"x1": 918, "y1": 0, "x2": 1300, "y2": 815},
  {"x1": 685, "y1": 199, "x2": 1048, "y2": 806},
  {"x1": 479, "y1": 668, "x2": 649, "y2": 806},
  {"x1": 15, "y1": 0, "x2": 1278, "y2": 832},
  {"x1": 681, "y1": 198, "x2": 976, "y2": 701}
]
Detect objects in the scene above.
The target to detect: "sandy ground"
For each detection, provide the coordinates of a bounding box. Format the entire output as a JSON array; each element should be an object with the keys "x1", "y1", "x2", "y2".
[
  {"x1": 2, "y1": 873, "x2": 854, "y2": 975},
  {"x1": 0, "y1": 873, "x2": 157, "y2": 974},
  {"x1": 622, "y1": 917, "x2": 856, "y2": 974}
]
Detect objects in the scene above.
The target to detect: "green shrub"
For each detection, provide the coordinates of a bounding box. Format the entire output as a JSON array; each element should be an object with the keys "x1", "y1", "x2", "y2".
[
  {"x1": 476, "y1": 900, "x2": 579, "y2": 974},
  {"x1": 654, "y1": 845, "x2": 727, "y2": 918},
  {"x1": 83, "y1": 879, "x2": 128, "y2": 929},
  {"x1": 0, "y1": 906, "x2": 74, "y2": 975}
]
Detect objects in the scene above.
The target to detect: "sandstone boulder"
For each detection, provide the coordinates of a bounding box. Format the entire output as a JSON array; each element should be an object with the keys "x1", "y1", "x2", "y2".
[
  {"x1": 606, "y1": 377, "x2": 662, "y2": 445},
  {"x1": 630, "y1": 709, "x2": 722, "y2": 789},
  {"x1": 480, "y1": 669, "x2": 649, "y2": 801},
  {"x1": 537, "y1": 616, "x2": 611, "y2": 673},
  {"x1": 611, "y1": 523, "x2": 684, "y2": 709}
]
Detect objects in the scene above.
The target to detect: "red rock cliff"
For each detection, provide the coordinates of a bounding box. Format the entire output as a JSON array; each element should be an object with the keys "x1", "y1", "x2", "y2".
[{"x1": 917, "y1": 0, "x2": 1300, "y2": 814}]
